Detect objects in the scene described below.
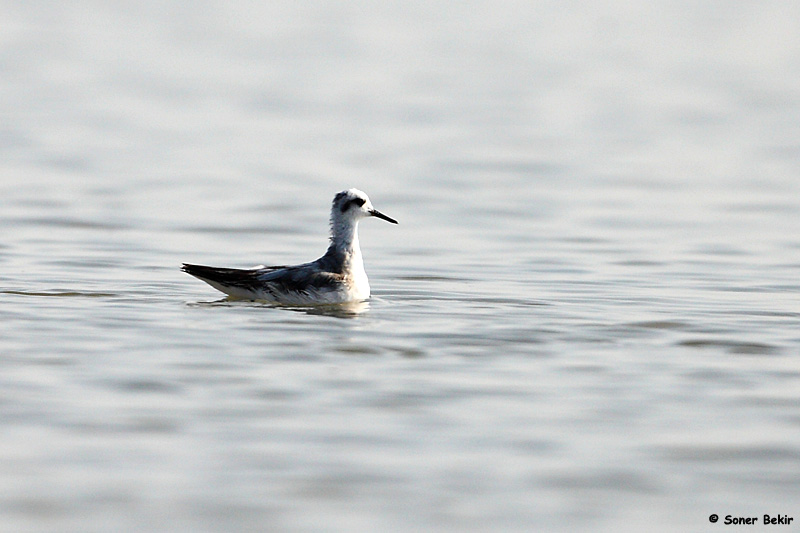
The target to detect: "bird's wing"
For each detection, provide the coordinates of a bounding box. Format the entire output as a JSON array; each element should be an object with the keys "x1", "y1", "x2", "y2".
[
  {"x1": 182, "y1": 263, "x2": 286, "y2": 288},
  {"x1": 256, "y1": 262, "x2": 344, "y2": 294}
]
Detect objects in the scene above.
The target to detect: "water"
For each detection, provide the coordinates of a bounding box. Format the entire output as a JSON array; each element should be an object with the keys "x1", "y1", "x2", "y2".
[{"x1": 2, "y1": 2, "x2": 800, "y2": 531}]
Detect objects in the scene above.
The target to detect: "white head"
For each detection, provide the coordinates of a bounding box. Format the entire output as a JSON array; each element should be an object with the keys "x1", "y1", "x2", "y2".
[{"x1": 331, "y1": 189, "x2": 397, "y2": 225}]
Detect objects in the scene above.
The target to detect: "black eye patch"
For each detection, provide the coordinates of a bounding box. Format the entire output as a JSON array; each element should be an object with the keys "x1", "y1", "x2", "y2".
[{"x1": 340, "y1": 197, "x2": 366, "y2": 212}]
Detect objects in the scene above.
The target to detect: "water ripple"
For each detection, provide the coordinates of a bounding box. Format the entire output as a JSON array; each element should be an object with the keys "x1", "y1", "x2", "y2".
[
  {"x1": 677, "y1": 339, "x2": 782, "y2": 355},
  {"x1": 1, "y1": 290, "x2": 119, "y2": 298}
]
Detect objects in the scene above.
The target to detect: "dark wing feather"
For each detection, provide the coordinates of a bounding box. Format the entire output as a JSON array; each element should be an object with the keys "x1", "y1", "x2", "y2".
[
  {"x1": 181, "y1": 262, "x2": 345, "y2": 299},
  {"x1": 256, "y1": 262, "x2": 345, "y2": 293},
  {"x1": 181, "y1": 263, "x2": 285, "y2": 290}
]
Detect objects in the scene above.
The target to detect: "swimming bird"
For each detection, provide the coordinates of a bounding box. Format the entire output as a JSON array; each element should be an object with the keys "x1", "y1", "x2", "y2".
[{"x1": 182, "y1": 189, "x2": 397, "y2": 305}]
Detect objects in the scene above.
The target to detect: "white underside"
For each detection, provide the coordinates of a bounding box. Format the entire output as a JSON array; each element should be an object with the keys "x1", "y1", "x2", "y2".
[{"x1": 201, "y1": 273, "x2": 370, "y2": 306}]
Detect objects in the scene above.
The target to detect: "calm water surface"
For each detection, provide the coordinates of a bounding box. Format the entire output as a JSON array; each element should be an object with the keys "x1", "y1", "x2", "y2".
[{"x1": 2, "y1": 2, "x2": 800, "y2": 532}]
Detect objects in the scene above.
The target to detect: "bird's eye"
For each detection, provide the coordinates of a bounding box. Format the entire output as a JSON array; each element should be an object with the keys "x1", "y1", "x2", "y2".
[{"x1": 341, "y1": 197, "x2": 366, "y2": 212}]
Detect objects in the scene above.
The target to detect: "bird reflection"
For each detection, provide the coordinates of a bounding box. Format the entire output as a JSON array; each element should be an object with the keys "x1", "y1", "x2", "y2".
[{"x1": 187, "y1": 298, "x2": 369, "y2": 318}]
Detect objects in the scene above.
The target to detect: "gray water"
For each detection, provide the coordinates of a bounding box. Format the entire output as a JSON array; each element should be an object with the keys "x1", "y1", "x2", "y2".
[{"x1": 2, "y1": 2, "x2": 800, "y2": 532}]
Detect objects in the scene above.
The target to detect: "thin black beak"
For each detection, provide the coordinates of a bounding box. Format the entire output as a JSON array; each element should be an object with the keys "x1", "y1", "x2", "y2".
[{"x1": 369, "y1": 209, "x2": 398, "y2": 224}]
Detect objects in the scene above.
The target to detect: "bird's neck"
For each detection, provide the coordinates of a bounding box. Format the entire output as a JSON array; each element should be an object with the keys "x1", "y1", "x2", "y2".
[{"x1": 324, "y1": 220, "x2": 363, "y2": 275}]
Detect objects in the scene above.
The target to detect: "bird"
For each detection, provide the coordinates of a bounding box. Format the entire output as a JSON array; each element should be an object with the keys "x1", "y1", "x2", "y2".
[{"x1": 182, "y1": 188, "x2": 397, "y2": 305}]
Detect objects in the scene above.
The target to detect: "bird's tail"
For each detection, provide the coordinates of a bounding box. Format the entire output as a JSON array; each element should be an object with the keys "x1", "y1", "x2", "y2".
[{"x1": 181, "y1": 263, "x2": 264, "y2": 297}]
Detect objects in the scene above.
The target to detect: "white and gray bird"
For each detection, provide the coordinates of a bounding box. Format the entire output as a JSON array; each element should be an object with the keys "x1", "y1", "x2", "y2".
[{"x1": 182, "y1": 189, "x2": 397, "y2": 305}]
